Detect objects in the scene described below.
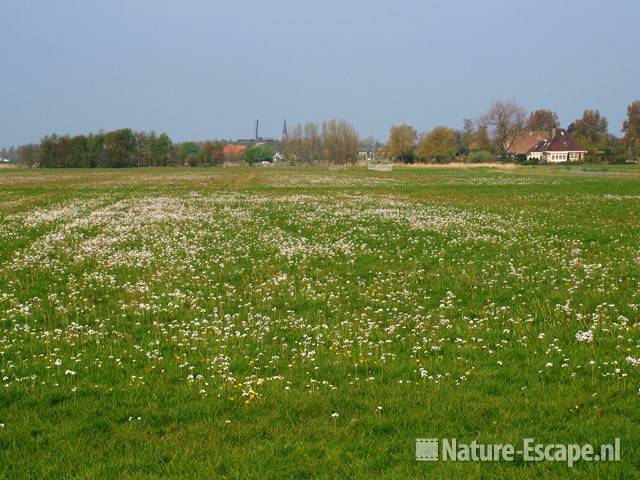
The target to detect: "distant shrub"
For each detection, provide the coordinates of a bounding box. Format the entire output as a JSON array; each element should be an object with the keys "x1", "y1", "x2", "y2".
[
  {"x1": 244, "y1": 144, "x2": 276, "y2": 164},
  {"x1": 467, "y1": 151, "x2": 495, "y2": 163}
]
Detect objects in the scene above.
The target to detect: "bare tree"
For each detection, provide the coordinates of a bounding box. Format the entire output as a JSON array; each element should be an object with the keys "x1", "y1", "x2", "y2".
[
  {"x1": 16, "y1": 143, "x2": 40, "y2": 167},
  {"x1": 284, "y1": 124, "x2": 303, "y2": 163},
  {"x1": 303, "y1": 122, "x2": 322, "y2": 163},
  {"x1": 284, "y1": 119, "x2": 358, "y2": 165},
  {"x1": 480, "y1": 101, "x2": 527, "y2": 156},
  {"x1": 322, "y1": 119, "x2": 359, "y2": 166}
]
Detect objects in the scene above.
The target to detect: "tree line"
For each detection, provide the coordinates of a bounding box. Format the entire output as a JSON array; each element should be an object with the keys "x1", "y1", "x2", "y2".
[
  {"x1": 5, "y1": 129, "x2": 236, "y2": 168},
  {"x1": 3, "y1": 103, "x2": 639, "y2": 167},
  {"x1": 283, "y1": 119, "x2": 359, "y2": 165},
  {"x1": 385, "y1": 100, "x2": 640, "y2": 163},
  {"x1": 5, "y1": 118, "x2": 361, "y2": 168}
]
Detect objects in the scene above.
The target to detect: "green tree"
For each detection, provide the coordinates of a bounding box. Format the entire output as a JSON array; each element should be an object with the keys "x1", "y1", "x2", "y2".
[
  {"x1": 25, "y1": 129, "x2": 173, "y2": 168},
  {"x1": 569, "y1": 110, "x2": 608, "y2": 142},
  {"x1": 415, "y1": 127, "x2": 457, "y2": 163},
  {"x1": 152, "y1": 134, "x2": 172, "y2": 166},
  {"x1": 245, "y1": 144, "x2": 276, "y2": 164},
  {"x1": 104, "y1": 129, "x2": 136, "y2": 168},
  {"x1": 456, "y1": 119, "x2": 474, "y2": 156},
  {"x1": 179, "y1": 142, "x2": 200, "y2": 166},
  {"x1": 199, "y1": 141, "x2": 225, "y2": 166},
  {"x1": 386, "y1": 124, "x2": 417, "y2": 163},
  {"x1": 622, "y1": 100, "x2": 640, "y2": 160},
  {"x1": 526, "y1": 109, "x2": 559, "y2": 133},
  {"x1": 135, "y1": 131, "x2": 155, "y2": 167},
  {"x1": 467, "y1": 150, "x2": 496, "y2": 163},
  {"x1": 87, "y1": 133, "x2": 105, "y2": 168},
  {"x1": 38, "y1": 135, "x2": 59, "y2": 168},
  {"x1": 471, "y1": 125, "x2": 492, "y2": 152},
  {"x1": 70, "y1": 135, "x2": 88, "y2": 167}
]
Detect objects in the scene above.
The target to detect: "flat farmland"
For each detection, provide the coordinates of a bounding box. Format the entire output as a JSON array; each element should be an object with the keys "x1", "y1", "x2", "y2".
[{"x1": 1, "y1": 166, "x2": 639, "y2": 478}]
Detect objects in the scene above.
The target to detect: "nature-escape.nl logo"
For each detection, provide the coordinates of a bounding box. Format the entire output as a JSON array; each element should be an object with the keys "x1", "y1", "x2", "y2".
[{"x1": 416, "y1": 438, "x2": 621, "y2": 467}]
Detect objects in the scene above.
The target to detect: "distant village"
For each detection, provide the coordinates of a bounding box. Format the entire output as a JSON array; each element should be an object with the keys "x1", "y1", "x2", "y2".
[{"x1": 1, "y1": 100, "x2": 638, "y2": 167}]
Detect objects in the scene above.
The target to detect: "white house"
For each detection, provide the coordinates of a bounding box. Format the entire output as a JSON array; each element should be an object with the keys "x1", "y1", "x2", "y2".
[{"x1": 527, "y1": 129, "x2": 587, "y2": 162}]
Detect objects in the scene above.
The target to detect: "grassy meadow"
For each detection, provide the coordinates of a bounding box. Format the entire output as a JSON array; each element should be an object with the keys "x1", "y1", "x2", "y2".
[{"x1": 1, "y1": 165, "x2": 639, "y2": 478}]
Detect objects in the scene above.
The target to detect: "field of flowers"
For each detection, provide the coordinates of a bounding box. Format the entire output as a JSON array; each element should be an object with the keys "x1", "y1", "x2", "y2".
[{"x1": 1, "y1": 166, "x2": 639, "y2": 478}]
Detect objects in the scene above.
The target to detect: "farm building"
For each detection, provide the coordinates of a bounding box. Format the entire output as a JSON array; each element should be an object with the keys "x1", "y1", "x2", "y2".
[
  {"x1": 526, "y1": 129, "x2": 587, "y2": 162},
  {"x1": 507, "y1": 130, "x2": 549, "y2": 156},
  {"x1": 223, "y1": 144, "x2": 247, "y2": 161}
]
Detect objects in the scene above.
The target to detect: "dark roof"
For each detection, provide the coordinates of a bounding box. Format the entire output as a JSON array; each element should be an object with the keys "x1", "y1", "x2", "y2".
[
  {"x1": 547, "y1": 129, "x2": 585, "y2": 152},
  {"x1": 526, "y1": 129, "x2": 586, "y2": 153},
  {"x1": 528, "y1": 140, "x2": 547, "y2": 153}
]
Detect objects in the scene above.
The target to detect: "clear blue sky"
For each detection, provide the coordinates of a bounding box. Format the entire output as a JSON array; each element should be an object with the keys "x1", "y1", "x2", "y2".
[{"x1": 2, "y1": 0, "x2": 639, "y2": 147}]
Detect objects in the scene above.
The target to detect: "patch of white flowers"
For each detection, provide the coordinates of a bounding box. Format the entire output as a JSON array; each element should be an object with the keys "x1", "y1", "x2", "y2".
[{"x1": 575, "y1": 329, "x2": 594, "y2": 343}]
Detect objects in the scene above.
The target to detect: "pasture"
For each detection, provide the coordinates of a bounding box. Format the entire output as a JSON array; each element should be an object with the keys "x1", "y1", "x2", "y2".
[{"x1": 1, "y1": 165, "x2": 639, "y2": 478}]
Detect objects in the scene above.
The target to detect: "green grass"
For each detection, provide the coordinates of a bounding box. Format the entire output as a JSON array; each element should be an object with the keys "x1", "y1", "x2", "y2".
[{"x1": 1, "y1": 165, "x2": 639, "y2": 478}]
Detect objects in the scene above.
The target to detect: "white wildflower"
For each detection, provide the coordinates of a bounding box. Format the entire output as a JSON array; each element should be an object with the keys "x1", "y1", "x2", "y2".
[
  {"x1": 626, "y1": 356, "x2": 640, "y2": 367},
  {"x1": 575, "y1": 329, "x2": 594, "y2": 343}
]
